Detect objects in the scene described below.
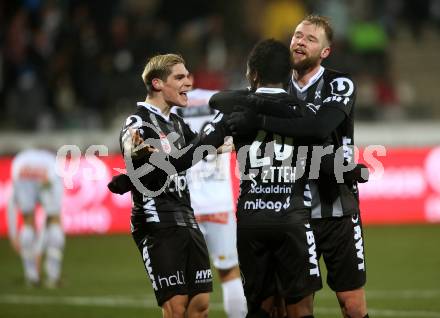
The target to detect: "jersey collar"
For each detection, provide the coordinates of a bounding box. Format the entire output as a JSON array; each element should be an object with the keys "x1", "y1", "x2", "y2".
[
  {"x1": 255, "y1": 87, "x2": 287, "y2": 94},
  {"x1": 291, "y1": 66, "x2": 325, "y2": 93},
  {"x1": 137, "y1": 102, "x2": 170, "y2": 122}
]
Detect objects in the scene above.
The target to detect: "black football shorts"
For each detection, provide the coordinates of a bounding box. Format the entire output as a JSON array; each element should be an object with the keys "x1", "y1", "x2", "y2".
[
  {"x1": 311, "y1": 213, "x2": 367, "y2": 291},
  {"x1": 132, "y1": 225, "x2": 212, "y2": 306},
  {"x1": 237, "y1": 222, "x2": 322, "y2": 310}
]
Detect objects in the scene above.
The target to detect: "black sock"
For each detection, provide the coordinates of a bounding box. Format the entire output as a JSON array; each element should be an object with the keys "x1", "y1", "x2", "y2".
[
  {"x1": 300, "y1": 316, "x2": 314, "y2": 318},
  {"x1": 363, "y1": 315, "x2": 369, "y2": 318}
]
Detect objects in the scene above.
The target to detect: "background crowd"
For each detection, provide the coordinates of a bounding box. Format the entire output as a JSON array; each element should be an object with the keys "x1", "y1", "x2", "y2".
[{"x1": 2, "y1": 0, "x2": 440, "y2": 131}]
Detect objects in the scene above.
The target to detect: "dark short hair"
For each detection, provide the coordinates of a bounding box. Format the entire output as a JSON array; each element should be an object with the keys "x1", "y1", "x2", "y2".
[{"x1": 247, "y1": 39, "x2": 292, "y2": 87}]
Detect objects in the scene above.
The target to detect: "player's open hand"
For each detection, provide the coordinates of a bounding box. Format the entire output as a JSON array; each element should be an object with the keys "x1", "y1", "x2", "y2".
[{"x1": 129, "y1": 128, "x2": 158, "y2": 157}]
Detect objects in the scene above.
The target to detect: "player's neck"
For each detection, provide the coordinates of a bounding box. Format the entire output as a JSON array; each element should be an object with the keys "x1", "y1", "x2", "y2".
[
  {"x1": 294, "y1": 64, "x2": 323, "y2": 88},
  {"x1": 256, "y1": 83, "x2": 284, "y2": 89},
  {"x1": 144, "y1": 96, "x2": 172, "y2": 117}
]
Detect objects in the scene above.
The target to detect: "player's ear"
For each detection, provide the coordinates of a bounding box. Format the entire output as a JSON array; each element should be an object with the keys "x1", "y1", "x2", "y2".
[
  {"x1": 254, "y1": 72, "x2": 260, "y2": 84},
  {"x1": 151, "y1": 78, "x2": 163, "y2": 91},
  {"x1": 250, "y1": 71, "x2": 259, "y2": 89},
  {"x1": 321, "y1": 46, "x2": 331, "y2": 59}
]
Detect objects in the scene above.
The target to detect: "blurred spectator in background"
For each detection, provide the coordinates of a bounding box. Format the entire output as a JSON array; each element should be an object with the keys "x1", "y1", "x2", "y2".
[
  {"x1": 403, "y1": 0, "x2": 430, "y2": 40},
  {"x1": 189, "y1": 15, "x2": 229, "y2": 90},
  {"x1": 261, "y1": 0, "x2": 306, "y2": 43},
  {"x1": 8, "y1": 148, "x2": 65, "y2": 288},
  {"x1": 348, "y1": 12, "x2": 388, "y2": 76},
  {"x1": 431, "y1": 0, "x2": 440, "y2": 32},
  {"x1": 1, "y1": 0, "x2": 439, "y2": 131}
]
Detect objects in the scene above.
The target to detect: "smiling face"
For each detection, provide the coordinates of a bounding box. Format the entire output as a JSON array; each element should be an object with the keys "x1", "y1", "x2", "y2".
[
  {"x1": 290, "y1": 21, "x2": 331, "y2": 71},
  {"x1": 159, "y1": 63, "x2": 192, "y2": 107}
]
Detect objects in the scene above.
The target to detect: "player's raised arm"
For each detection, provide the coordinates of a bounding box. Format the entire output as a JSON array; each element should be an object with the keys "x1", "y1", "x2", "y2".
[
  {"x1": 210, "y1": 86, "x2": 344, "y2": 143},
  {"x1": 226, "y1": 97, "x2": 346, "y2": 142},
  {"x1": 208, "y1": 89, "x2": 251, "y2": 114}
]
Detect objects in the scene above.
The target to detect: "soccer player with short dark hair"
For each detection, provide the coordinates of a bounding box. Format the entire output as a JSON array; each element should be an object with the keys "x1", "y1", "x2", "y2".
[
  {"x1": 212, "y1": 38, "x2": 323, "y2": 318},
  {"x1": 223, "y1": 15, "x2": 370, "y2": 318}
]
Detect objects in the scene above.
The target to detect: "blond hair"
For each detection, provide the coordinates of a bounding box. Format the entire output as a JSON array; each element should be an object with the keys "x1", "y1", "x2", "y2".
[
  {"x1": 303, "y1": 15, "x2": 333, "y2": 45},
  {"x1": 141, "y1": 54, "x2": 185, "y2": 95}
]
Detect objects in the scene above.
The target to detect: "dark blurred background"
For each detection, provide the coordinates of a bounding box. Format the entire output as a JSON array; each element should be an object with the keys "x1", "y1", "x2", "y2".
[{"x1": 1, "y1": 0, "x2": 440, "y2": 132}]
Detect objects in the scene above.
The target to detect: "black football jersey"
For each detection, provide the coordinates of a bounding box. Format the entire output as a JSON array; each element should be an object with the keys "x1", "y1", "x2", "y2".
[
  {"x1": 232, "y1": 89, "x2": 312, "y2": 228},
  {"x1": 120, "y1": 102, "x2": 199, "y2": 229},
  {"x1": 288, "y1": 67, "x2": 360, "y2": 218}
]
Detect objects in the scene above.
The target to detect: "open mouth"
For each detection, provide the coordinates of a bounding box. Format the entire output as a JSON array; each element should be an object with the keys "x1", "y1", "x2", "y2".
[
  {"x1": 294, "y1": 49, "x2": 306, "y2": 56},
  {"x1": 179, "y1": 92, "x2": 188, "y2": 98}
]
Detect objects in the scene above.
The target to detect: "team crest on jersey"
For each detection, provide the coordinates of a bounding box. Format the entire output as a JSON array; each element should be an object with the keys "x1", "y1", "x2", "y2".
[
  {"x1": 329, "y1": 77, "x2": 354, "y2": 97},
  {"x1": 159, "y1": 132, "x2": 172, "y2": 154}
]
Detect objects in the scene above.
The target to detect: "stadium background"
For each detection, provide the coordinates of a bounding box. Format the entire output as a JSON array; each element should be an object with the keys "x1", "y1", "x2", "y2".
[{"x1": 1, "y1": 0, "x2": 440, "y2": 317}]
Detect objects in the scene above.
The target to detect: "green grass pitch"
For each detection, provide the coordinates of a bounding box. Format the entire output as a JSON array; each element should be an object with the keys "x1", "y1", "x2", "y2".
[{"x1": 1, "y1": 225, "x2": 440, "y2": 318}]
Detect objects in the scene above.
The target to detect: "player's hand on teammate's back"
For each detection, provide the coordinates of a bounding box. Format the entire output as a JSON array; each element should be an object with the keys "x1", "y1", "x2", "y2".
[{"x1": 226, "y1": 106, "x2": 262, "y2": 137}]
